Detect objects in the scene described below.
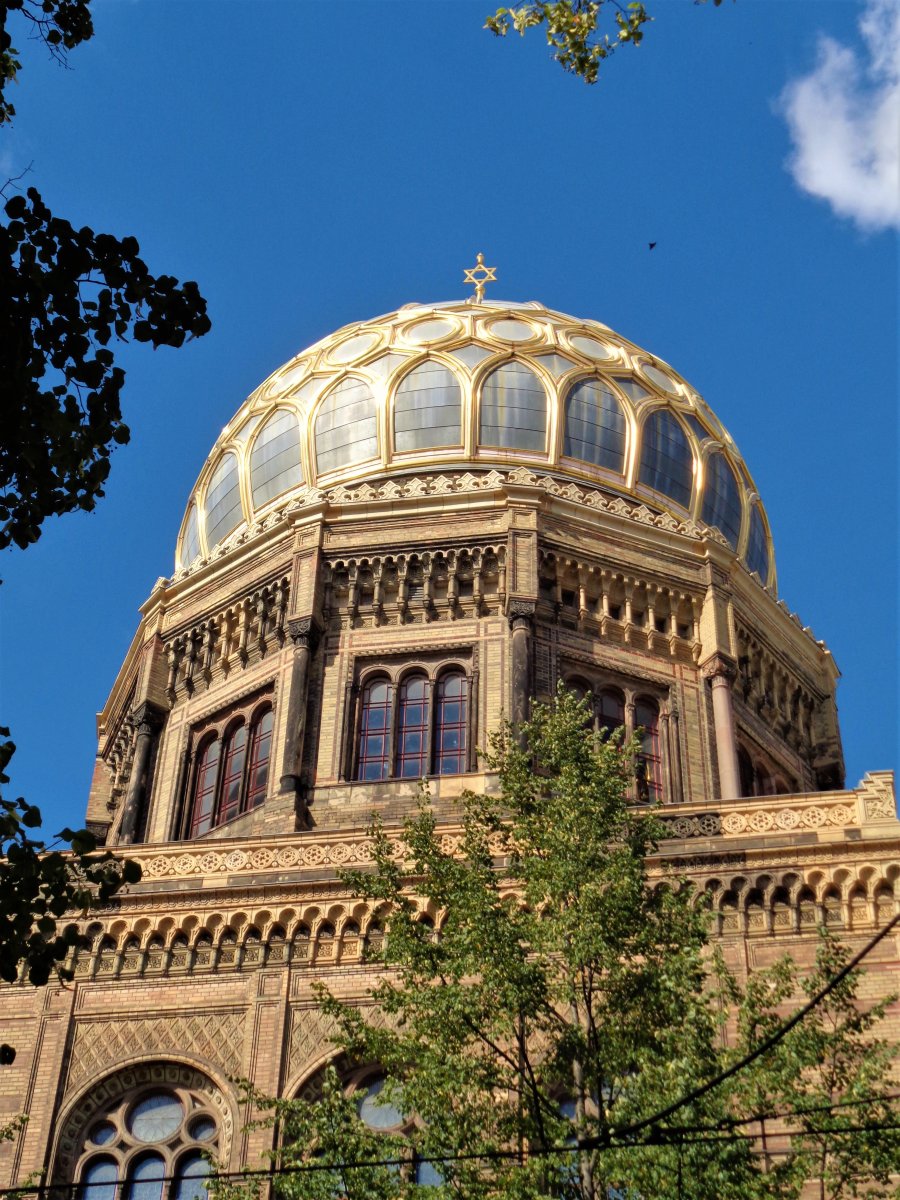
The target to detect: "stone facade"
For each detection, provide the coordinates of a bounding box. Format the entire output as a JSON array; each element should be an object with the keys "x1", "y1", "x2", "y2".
[{"x1": 1, "y1": 302, "x2": 897, "y2": 1187}]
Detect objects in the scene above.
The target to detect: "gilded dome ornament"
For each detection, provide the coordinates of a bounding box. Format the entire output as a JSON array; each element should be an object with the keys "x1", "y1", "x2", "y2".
[{"x1": 463, "y1": 252, "x2": 497, "y2": 302}]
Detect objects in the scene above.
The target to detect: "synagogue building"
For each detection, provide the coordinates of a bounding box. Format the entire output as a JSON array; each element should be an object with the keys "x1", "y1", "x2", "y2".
[{"x1": 2, "y1": 291, "x2": 897, "y2": 1187}]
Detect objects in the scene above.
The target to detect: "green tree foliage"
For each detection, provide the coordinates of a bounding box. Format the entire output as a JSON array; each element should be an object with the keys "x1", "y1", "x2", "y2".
[
  {"x1": 486, "y1": 0, "x2": 726, "y2": 84},
  {"x1": 0, "y1": 0, "x2": 211, "y2": 552},
  {"x1": 0, "y1": 728, "x2": 141, "y2": 1062},
  {"x1": 219, "y1": 688, "x2": 898, "y2": 1199}
]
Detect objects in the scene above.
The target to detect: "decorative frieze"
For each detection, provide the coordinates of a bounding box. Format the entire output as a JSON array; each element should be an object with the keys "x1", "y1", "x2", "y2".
[{"x1": 163, "y1": 576, "x2": 290, "y2": 700}]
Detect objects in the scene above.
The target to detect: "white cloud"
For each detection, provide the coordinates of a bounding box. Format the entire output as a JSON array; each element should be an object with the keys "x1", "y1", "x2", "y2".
[{"x1": 780, "y1": 0, "x2": 900, "y2": 232}]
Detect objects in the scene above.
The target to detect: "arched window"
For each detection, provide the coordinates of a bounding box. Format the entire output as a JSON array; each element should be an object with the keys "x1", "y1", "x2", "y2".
[
  {"x1": 72, "y1": 1078, "x2": 220, "y2": 1200},
  {"x1": 357, "y1": 679, "x2": 392, "y2": 781},
  {"x1": 217, "y1": 722, "x2": 247, "y2": 825},
  {"x1": 745, "y1": 503, "x2": 770, "y2": 584},
  {"x1": 79, "y1": 1158, "x2": 117, "y2": 1200},
  {"x1": 355, "y1": 1074, "x2": 439, "y2": 1186},
  {"x1": 180, "y1": 504, "x2": 201, "y2": 568},
  {"x1": 480, "y1": 362, "x2": 547, "y2": 452},
  {"x1": 738, "y1": 746, "x2": 755, "y2": 798},
  {"x1": 596, "y1": 689, "x2": 625, "y2": 741},
  {"x1": 396, "y1": 675, "x2": 429, "y2": 778},
  {"x1": 204, "y1": 452, "x2": 243, "y2": 549},
  {"x1": 124, "y1": 1153, "x2": 164, "y2": 1200},
  {"x1": 315, "y1": 377, "x2": 378, "y2": 475},
  {"x1": 187, "y1": 701, "x2": 274, "y2": 838},
  {"x1": 172, "y1": 1153, "x2": 212, "y2": 1200},
  {"x1": 394, "y1": 362, "x2": 462, "y2": 452},
  {"x1": 563, "y1": 378, "x2": 626, "y2": 472},
  {"x1": 353, "y1": 667, "x2": 471, "y2": 782},
  {"x1": 246, "y1": 707, "x2": 273, "y2": 809},
  {"x1": 634, "y1": 699, "x2": 661, "y2": 803},
  {"x1": 434, "y1": 672, "x2": 467, "y2": 775},
  {"x1": 189, "y1": 737, "x2": 221, "y2": 838},
  {"x1": 701, "y1": 452, "x2": 743, "y2": 550},
  {"x1": 638, "y1": 411, "x2": 693, "y2": 509},
  {"x1": 250, "y1": 409, "x2": 302, "y2": 509}
]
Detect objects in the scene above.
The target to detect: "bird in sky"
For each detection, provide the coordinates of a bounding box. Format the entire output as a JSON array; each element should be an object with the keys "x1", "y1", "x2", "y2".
[{"x1": 648, "y1": 242, "x2": 657, "y2": 250}]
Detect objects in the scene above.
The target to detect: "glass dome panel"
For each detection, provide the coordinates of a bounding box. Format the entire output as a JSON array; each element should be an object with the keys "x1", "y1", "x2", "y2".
[
  {"x1": 204, "y1": 453, "x2": 243, "y2": 549},
  {"x1": 563, "y1": 379, "x2": 626, "y2": 472},
  {"x1": 534, "y1": 353, "x2": 575, "y2": 379},
  {"x1": 394, "y1": 362, "x2": 462, "y2": 452},
  {"x1": 327, "y1": 331, "x2": 380, "y2": 365},
  {"x1": 746, "y1": 504, "x2": 770, "y2": 584},
  {"x1": 448, "y1": 344, "x2": 493, "y2": 370},
  {"x1": 701, "y1": 452, "x2": 743, "y2": 549},
  {"x1": 357, "y1": 1076, "x2": 405, "y2": 1129},
  {"x1": 642, "y1": 363, "x2": 680, "y2": 395},
  {"x1": 569, "y1": 335, "x2": 615, "y2": 361},
  {"x1": 488, "y1": 319, "x2": 536, "y2": 342},
  {"x1": 315, "y1": 377, "x2": 378, "y2": 475},
  {"x1": 181, "y1": 504, "x2": 201, "y2": 566},
  {"x1": 611, "y1": 376, "x2": 651, "y2": 403},
  {"x1": 80, "y1": 1158, "x2": 117, "y2": 1200},
  {"x1": 403, "y1": 318, "x2": 456, "y2": 344},
  {"x1": 683, "y1": 414, "x2": 710, "y2": 441},
  {"x1": 250, "y1": 409, "x2": 303, "y2": 509},
  {"x1": 638, "y1": 411, "x2": 693, "y2": 508},
  {"x1": 480, "y1": 362, "x2": 547, "y2": 452}
]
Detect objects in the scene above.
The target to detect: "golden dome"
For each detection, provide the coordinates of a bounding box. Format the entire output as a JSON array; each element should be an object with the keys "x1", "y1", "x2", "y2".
[{"x1": 176, "y1": 300, "x2": 775, "y2": 588}]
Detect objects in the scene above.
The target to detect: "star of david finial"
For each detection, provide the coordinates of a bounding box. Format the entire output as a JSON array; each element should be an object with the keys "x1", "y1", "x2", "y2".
[{"x1": 463, "y1": 253, "x2": 497, "y2": 303}]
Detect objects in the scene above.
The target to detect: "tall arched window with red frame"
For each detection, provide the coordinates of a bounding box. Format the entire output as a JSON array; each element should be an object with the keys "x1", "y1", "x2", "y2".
[
  {"x1": 190, "y1": 737, "x2": 221, "y2": 837},
  {"x1": 246, "y1": 707, "x2": 273, "y2": 809},
  {"x1": 218, "y1": 721, "x2": 248, "y2": 824},
  {"x1": 357, "y1": 679, "x2": 392, "y2": 781},
  {"x1": 396, "y1": 675, "x2": 429, "y2": 779},
  {"x1": 634, "y1": 698, "x2": 661, "y2": 803},
  {"x1": 434, "y1": 671, "x2": 467, "y2": 775},
  {"x1": 596, "y1": 689, "x2": 625, "y2": 741}
]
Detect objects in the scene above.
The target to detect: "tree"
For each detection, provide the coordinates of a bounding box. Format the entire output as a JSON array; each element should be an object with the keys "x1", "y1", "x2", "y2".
[
  {"x1": 0, "y1": 728, "x2": 141, "y2": 1063},
  {"x1": 485, "y1": 0, "x2": 726, "y2": 85},
  {"x1": 0, "y1": 0, "x2": 211, "y2": 552},
  {"x1": 218, "y1": 688, "x2": 898, "y2": 1199}
]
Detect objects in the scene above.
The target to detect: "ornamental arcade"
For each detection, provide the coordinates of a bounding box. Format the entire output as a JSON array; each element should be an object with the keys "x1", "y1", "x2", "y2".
[{"x1": 1, "y1": 295, "x2": 897, "y2": 1188}]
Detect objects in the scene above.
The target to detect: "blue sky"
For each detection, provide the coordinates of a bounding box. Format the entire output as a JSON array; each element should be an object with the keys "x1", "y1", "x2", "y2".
[{"x1": 1, "y1": 0, "x2": 897, "y2": 838}]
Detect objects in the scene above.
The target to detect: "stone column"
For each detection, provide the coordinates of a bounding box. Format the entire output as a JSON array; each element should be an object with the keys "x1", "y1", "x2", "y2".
[
  {"x1": 668, "y1": 697, "x2": 684, "y2": 805},
  {"x1": 703, "y1": 654, "x2": 741, "y2": 801},
  {"x1": 118, "y1": 702, "x2": 165, "y2": 845},
  {"x1": 508, "y1": 600, "x2": 535, "y2": 735},
  {"x1": 279, "y1": 618, "x2": 320, "y2": 798}
]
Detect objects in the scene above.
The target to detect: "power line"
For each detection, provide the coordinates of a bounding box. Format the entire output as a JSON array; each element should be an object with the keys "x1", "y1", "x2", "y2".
[
  {"x1": 587, "y1": 912, "x2": 900, "y2": 1150},
  {"x1": 5, "y1": 1111, "x2": 900, "y2": 1197}
]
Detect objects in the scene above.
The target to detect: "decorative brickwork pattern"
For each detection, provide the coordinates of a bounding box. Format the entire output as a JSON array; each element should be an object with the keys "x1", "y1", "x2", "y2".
[{"x1": 66, "y1": 1010, "x2": 246, "y2": 1093}]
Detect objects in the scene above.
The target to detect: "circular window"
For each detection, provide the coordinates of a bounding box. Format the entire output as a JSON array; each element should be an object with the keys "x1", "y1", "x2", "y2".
[
  {"x1": 568, "y1": 334, "x2": 616, "y2": 362},
  {"x1": 357, "y1": 1076, "x2": 405, "y2": 1130},
  {"x1": 88, "y1": 1121, "x2": 117, "y2": 1146},
  {"x1": 189, "y1": 1115, "x2": 217, "y2": 1141},
  {"x1": 641, "y1": 362, "x2": 680, "y2": 396},
  {"x1": 486, "y1": 318, "x2": 539, "y2": 342},
  {"x1": 402, "y1": 318, "x2": 457, "y2": 344},
  {"x1": 130, "y1": 1092, "x2": 184, "y2": 1141},
  {"x1": 326, "y1": 331, "x2": 380, "y2": 365}
]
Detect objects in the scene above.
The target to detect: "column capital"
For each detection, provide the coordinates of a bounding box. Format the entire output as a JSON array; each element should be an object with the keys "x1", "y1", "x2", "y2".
[
  {"x1": 701, "y1": 652, "x2": 738, "y2": 683},
  {"x1": 287, "y1": 616, "x2": 321, "y2": 651},
  {"x1": 506, "y1": 599, "x2": 536, "y2": 631},
  {"x1": 130, "y1": 701, "x2": 166, "y2": 737}
]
